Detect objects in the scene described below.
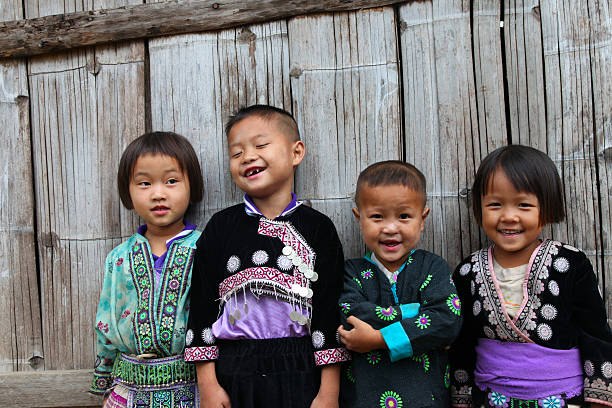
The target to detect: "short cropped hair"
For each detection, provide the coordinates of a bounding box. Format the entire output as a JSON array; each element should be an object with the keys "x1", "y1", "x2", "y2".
[
  {"x1": 355, "y1": 160, "x2": 427, "y2": 207},
  {"x1": 472, "y1": 145, "x2": 565, "y2": 225},
  {"x1": 117, "y1": 132, "x2": 204, "y2": 209},
  {"x1": 225, "y1": 105, "x2": 300, "y2": 142}
]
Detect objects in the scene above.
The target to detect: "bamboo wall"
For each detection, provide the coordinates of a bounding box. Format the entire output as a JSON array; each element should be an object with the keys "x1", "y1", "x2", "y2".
[{"x1": 0, "y1": 0, "x2": 610, "y2": 405}]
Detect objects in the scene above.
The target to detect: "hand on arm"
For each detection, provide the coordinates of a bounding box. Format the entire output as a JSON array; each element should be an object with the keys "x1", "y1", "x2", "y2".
[
  {"x1": 196, "y1": 362, "x2": 231, "y2": 408},
  {"x1": 310, "y1": 364, "x2": 340, "y2": 408},
  {"x1": 337, "y1": 315, "x2": 387, "y2": 353}
]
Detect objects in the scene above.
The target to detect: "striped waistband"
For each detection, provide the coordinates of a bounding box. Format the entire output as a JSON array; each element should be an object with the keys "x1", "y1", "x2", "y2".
[{"x1": 112, "y1": 353, "x2": 196, "y2": 389}]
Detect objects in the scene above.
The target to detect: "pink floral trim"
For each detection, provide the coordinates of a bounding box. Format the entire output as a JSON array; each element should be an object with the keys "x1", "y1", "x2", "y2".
[
  {"x1": 219, "y1": 267, "x2": 295, "y2": 299},
  {"x1": 314, "y1": 347, "x2": 351, "y2": 366},
  {"x1": 184, "y1": 346, "x2": 218, "y2": 361}
]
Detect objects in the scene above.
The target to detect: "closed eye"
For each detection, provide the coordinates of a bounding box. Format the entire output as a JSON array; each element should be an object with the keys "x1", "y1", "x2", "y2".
[
  {"x1": 256, "y1": 143, "x2": 269, "y2": 148},
  {"x1": 231, "y1": 151, "x2": 242, "y2": 158}
]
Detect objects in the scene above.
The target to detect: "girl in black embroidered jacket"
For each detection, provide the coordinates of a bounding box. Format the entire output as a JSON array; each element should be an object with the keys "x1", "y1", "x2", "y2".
[{"x1": 449, "y1": 145, "x2": 612, "y2": 408}]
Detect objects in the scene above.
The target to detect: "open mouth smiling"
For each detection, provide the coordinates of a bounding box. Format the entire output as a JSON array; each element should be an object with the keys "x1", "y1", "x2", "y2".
[
  {"x1": 245, "y1": 167, "x2": 265, "y2": 177},
  {"x1": 499, "y1": 229, "x2": 522, "y2": 236}
]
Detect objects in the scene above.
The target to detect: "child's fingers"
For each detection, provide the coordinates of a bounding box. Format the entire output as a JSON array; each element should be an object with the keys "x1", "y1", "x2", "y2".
[{"x1": 346, "y1": 315, "x2": 359, "y2": 326}]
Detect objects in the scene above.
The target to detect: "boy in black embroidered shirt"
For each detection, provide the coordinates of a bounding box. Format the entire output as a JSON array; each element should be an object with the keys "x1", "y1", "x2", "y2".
[
  {"x1": 186, "y1": 105, "x2": 348, "y2": 408},
  {"x1": 338, "y1": 161, "x2": 462, "y2": 407}
]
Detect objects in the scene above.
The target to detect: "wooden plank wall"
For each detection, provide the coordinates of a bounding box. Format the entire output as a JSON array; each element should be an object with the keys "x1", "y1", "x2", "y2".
[{"x1": 0, "y1": 0, "x2": 609, "y2": 406}]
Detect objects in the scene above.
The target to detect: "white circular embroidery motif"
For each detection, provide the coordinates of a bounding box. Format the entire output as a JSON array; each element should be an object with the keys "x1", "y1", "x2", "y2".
[
  {"x1": 553, "y1": 257, "x2": 570, "y2": 273},
  {"x1": 312, "y1": 331, "x2": 325, "y2": 349},
  {"x1": 459, "y1": 264, "x2": 471, "y2": 276},
  {"x1": 540, "y1": 304, "x2": 557, "y2": 321},
  {"x1": 252, "y1": 250, "x2": 269, "y2": 266},
  {"x1": 473, "y1": 300, "x2": 481, "y2": 316},
  {"x1": 277, "y1": 255, "x2": 293, "y2": 271},
  {"x1": 227, "y1": 256, "x2": 240, "y2": 273},
  {"x1": 537, "y1": 323, "x2": 553, "y2": 341},
  {"x1": 484, "y1": 326, "x2": 495, "y2": 339},
  {"x1": 202, "y1": 327, "x2": 216, "y2": 345},
  {"x1": 563, "y1": 244, "x2": 579, "y2": 252},
  {"x1": 584, "y1": 360, "x2": 595, "y2": 377},
  {"x1": 454, "y1": 369, "x2": 469, "y2": 384},
  {"x1": 470, "y1": 281, "x2": 475, "y2": 295},
  {"x1": 185, "y1": 329, "x2": 194, "y2": 346},
  {"x1": 602, "y1": 362, "x2": 612, "y2": 379},
  {"x1": 548, "y1": 280, "x2": 560, "y2": 296}
]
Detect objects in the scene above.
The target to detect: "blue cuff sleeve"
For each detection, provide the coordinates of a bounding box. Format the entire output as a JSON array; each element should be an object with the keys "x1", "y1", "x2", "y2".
[
  {"x1": 400, "y1": 303, "x2": 419, "y2": 319},
  {"x1": 380, "y1": 321, "x2": 413, "y2": 362}
]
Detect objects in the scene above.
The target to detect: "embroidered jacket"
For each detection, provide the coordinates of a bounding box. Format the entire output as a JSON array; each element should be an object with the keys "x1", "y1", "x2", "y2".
[
  {"x1": 450, "y1": 240, "x2": 612, "y2": 407},
  {"x1": 339, "y1": 251, "x2": 462, "y2": 408},
  {"x1": 185, "y1": 203, "x2": 349, "y2": 366},
  {"x1": 90, "y1": 229, "x2": 201, "y2": 396}
]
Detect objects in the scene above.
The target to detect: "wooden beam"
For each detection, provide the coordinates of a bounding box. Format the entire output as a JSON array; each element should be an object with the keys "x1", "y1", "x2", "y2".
[
  {"x1": 0, "y1": 369, "x2": 100, "y2": 407},
  {"x1": 0, "y1": 0, "x2": 407, "y2": 58}
]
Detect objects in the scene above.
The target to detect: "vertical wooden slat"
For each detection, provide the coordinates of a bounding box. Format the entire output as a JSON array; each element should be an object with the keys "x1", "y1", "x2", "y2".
[
  {"x1": 539, "y1": 0, "x2": 605, "y2": 288},
  {"x1": 148, "y1": 22, "x2": 291, "y2": 226},
  {"x1": 27, "y1": 0, "x2": 145, "y2": 369},
  {"x1": 289, "y1": 8, "x2": 402, "y2": 258},
  {"x1": 0, "y1": 1, "x2": 43, "y2": 373}
]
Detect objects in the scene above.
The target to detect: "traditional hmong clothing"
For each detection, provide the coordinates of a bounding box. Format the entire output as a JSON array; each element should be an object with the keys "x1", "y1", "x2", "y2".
[
  {"x1": 339, "y1": 250, "x2": 463, "y2": 408},
  {"x1": 185, "y1": 196, "x2": 349, "y2": 407},
  {"x1": 90, "y1": 226, "x2": 201, "y2": 407},
  {"x1": 450, "y1": 239, "x2": 612, "y2": 407}
]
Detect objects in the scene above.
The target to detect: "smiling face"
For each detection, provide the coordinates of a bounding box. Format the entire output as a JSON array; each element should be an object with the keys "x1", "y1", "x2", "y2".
[
  {"x1": 481, "y1": 169, "x2": 543, "y2": 267},
  {"x1": 128, "y1": 154, "x2": 190, "y2": 236},
  {"x1": 228, "y1": 115, "x2": 304, "y2": 201},
  {"x1": 354, "y1": 184, "x2": 429, "y2": 272}
]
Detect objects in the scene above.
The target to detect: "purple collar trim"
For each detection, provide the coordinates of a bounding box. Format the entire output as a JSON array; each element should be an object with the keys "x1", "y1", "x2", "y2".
[
  {"x1": 137, "y1": 221, "x2": 196, "y2": 246},
  {"x1": 243, "y1": 193, "x2": 302, "y2": 219},
  {"x1": 474, "y1": 338, "x2": 583, "y2": 400}
]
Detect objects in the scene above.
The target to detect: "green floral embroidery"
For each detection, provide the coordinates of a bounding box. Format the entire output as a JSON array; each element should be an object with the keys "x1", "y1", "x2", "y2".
[
  {"x1": 367, "y1": 351, "x2": 381, "y2": 365},
  {"x1": 353, "y1": 277, "x2": 362, "y2": 288},
  {"x1": 444, "y1": 364, "x2": 450, "y2": 388},
  {"x1": 415, "y1": 314, "x2": 431, "y2": 329},
  {"x1": 379, "y1": 390, "x2": 403, "y2": 408},
  {"x1": 361, "y1": 269, "x2": 374, "y2": 279},
  {"x1": 411, "y1": 354, "x2": 430, "y2": 372},
  {"x1": 340, "y1": 303, "x2": 351, "y2": 314},
  {"x1": 446, "y1": 294, "x2": 461, "y2": 315},
  {"x1": 419, "y1": 274, "x2": 432, "y2": 291},
  {"x1": 346, "y1": 364, "x2": 355, "y2": 383},
  {"x1": 376, "y1": 306, "x2": 397, "y2": 321}
]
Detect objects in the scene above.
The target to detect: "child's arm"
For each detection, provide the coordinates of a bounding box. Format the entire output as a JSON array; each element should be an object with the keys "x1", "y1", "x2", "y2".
[
  {"x1": 90, "y1": 251, "x2": 121, "y2": 396},
  {"x1": 196, "y1": 362, "x2": 231, "y2": 408},
  {"x1": 570, "y1": 252, "x2": 612, "y2": 407},
  {"x1": 338, "y1": 315, "x2": 386, "y2": 353},
  {"x1": 310, "y1": 364, "x2": 340, "y2": 408}
]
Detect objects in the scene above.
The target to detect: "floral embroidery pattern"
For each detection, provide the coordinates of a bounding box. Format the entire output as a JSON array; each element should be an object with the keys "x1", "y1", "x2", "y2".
[
  {"x1": 353, "y1": 277, "x2": 362, "y2": 289},
  {"x1": 444, "y1": 364, "x2": 451, "y2": 388},
  {"x1": 120, "y1": 310, "x2": 131, "y2": 319},
  {"x1": 185, "y1": 329, "x2": 193, "y2": 346},
  {"x1": 115, "y1": 258, "x2": 123, "y2": 267},
  {"x1": 540, "y1": 304, "x2": 557, "y2": 320},
  {"x1": 538, "y1": 395, "x2": 563, "y2": 408},
  {"x1": 201, "y1": 327, "x2": 215, "y2": 345},
  {"x1": 340, "y1": 303, "x2": 351, "y2": 314},
  {"x1": 537, "y1": 323, "x2": 553, "y2": 341},
  {"x1": 447, "y1": 294, "x2": 461, "y2": 315},
  {"x1": 454, "y1": 369, "x2": 469, "y2": 384},
  {"x1": 346, "y1": 364, "x2": 355, "y2": 383},
  {"x1": 415, "y1": 314, "x2": 431, "y2": 329},
  {"x1": 376, "y1": 306, "x2": 397, "y2": 321},
  {"x1": 361, "y1": 269, "x2": 374, "y2": 279},
  {"x1": 97, "y1": 321, "x2": 109, "y2": 334},
  {"x1": 602, "y1": 361, "x2": 612, "y2": 378},
  {"x1": 367, "y1": 351, "x2": 381, "y2": 365},
  {"x1": 488, "y1": 391, "x2": 509, "y2": 407},
  {"x1": 379, "y1": 391, "x2": 403, "y2": 408},
  {"x1": 420, "y1": 274, "x2": 432, "y2": 291},
  {"x1": 584, "y1": 360, "x2": 594, "y2": 377},
  {"x1": 311, "y1": 331, "x2": 325, "y2": 349},
  {"x1": 412, "y1": 354, "x2": 430, "y2": 372}
]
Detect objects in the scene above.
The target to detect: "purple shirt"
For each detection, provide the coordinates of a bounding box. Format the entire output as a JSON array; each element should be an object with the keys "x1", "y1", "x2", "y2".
[
  {"x1": 212, "y1": 194, "x2": 309, "y2": 340},
  {"x1": 137, "y1": 221, "x2": 196, "y2": 287}
]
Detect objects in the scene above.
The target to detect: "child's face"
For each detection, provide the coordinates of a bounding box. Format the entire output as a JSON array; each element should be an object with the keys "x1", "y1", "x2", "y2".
[
  {"x1": 129, "y1": 154, "x2": 190, "y2": 234},
  {"x1": 353, "y1": 184, "x2": 429, "y2": 272},
  {"x1": 481, "y1": 169, "x2": 543, "y2": 267},
  {"x1": 228, "y1": 116, "x2": 304, "y2": 200}
]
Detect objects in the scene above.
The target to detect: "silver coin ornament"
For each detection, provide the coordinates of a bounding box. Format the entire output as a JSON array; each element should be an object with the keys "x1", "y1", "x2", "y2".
[
  {"x1": 310, "y1": 272, "x2": 319, "y2": 282},
  {"x1": 289, "y1": 310, "x2": 300, "y2": 322},
  {"x1": 229, "y1": 315, "x2": 235, "y2": 325},
  {"x1": 298, "y1": 314, "x2": 308, "y2": 325},
  {"x1": 233, "y1": 310, "x2": 241, "y2": 320},
  {"x1": 282, "y1": 246, "x2": 293, "y2": 256}
]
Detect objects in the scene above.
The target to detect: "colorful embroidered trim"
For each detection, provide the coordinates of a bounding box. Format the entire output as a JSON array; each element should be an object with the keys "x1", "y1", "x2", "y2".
[
  {"x1": 184, "y1": 346, "x2": 218, "y2": 362},
  {"x1": 380, "y1": 390, "x2": 403, "y2": 408},
  {"x1": 112, "y1": 354, "x2": 196, "y2": 389},
  {"x1": 314, "y1": 347, "x2": 351, "y2": 366},
  {"x1": 90, "y1": 369, "x2": 113, "y2": 394}
]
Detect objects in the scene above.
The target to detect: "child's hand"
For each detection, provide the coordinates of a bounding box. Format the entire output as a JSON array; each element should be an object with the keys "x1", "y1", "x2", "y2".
[
  {"x1": 337, "y1": 316, "x2": 386, "y2": 353},
  {"x1": 199, "y1": 383, "x2": 231, "y2": 408}
]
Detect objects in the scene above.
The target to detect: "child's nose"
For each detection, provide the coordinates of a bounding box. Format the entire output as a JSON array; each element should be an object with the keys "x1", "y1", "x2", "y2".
[
  {"x1": 382, "y1": 221, "x2": 399, "y2": 233},
  {"x1": 242, "y1": 147, "x2": 257, "y2": 162},
  {"x1": 500, "y1": 208, "x2": 518, "y2": 222}
]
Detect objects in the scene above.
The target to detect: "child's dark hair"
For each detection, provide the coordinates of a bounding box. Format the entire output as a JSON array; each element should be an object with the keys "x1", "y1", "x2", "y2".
[
  {"x1": 117, "y1": 132, "x2": 204, "y2": 209},
  {"x1": 355, "y1": 160, "x2": 427, "y2": 207},
  {"x1": 472, "y1": 145, "x2": 565, "y2": 225},
  {"x1": 225, "y1": 105, "x2": 300, "y2": 142}
]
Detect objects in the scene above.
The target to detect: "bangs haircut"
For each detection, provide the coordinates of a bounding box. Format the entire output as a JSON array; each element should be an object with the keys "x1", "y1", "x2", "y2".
[
  {"x1": 117, "y1": 131, "x2": 204, "y2": 209},
  {"x1": 472, "y1": 145, "x2": 565, "y2": 225},
  {"x1": 355, "y1": 160, "x2": 427, "y2": 207},
  {"x1": 225, "y1": 105, "x2": 300, "y2": 142}
]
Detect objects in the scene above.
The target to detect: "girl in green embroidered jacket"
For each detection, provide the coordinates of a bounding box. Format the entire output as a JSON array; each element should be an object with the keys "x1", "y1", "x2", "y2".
[{"x1": 90, "y1": 132, "x2": 204, "y2": 408}]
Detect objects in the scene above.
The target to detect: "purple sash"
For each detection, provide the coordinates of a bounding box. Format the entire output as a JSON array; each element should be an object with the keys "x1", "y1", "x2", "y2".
[{"x1": 474, "y1": 338, "x2": 583, "y2": 400}]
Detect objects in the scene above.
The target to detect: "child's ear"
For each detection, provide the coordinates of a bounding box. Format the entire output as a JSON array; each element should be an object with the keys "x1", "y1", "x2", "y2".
[
  {"x1": 291, "y1": 141, "x2": 306, "y2": 166},
  {"x1": 420, "y1": 207, "x2": 430, "y2": 230},
  {"x1": 352, "y1": 207, "x2": 360, "y2": 221}
]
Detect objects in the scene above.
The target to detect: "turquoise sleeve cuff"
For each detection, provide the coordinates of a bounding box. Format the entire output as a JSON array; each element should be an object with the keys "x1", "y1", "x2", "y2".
[
  {"x1": 380, "y1": 321, "x2": 413, "y2": 362},
  {"x1": 400, "y1": 303, "x2": 419, "y2": 319}
]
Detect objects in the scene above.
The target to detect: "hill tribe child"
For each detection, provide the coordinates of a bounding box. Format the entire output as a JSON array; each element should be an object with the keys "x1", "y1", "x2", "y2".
[
  {"x1": 338, "y1": 160, "x2": 463, "y2": 407},
  {"x1": 449, "y1": 145, "x2": 612, "y2": 408},
  {"x1": 185, "y1": 105, "x2": 348, "y2": 408},
  {"x1": 90, "y1": 132, "x2": 204, "y2": 407}
]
